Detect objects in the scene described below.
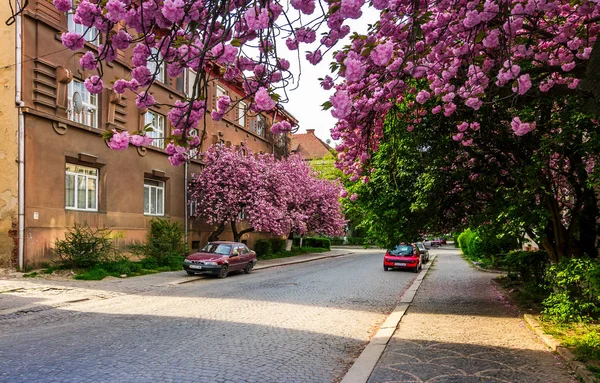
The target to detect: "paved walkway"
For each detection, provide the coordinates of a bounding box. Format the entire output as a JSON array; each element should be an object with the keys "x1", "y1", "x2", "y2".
[{"x1": 368, "y1": 247, "x2": 577, "y2": 383}]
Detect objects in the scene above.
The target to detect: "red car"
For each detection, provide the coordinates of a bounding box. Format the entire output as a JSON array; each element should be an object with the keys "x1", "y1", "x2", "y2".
[
  {"x1": 383, "y1": 244, "x2": 422, "y2": 273},
  {"x1": 183, "y1": 241, "x2": 257, "y2": 278}
]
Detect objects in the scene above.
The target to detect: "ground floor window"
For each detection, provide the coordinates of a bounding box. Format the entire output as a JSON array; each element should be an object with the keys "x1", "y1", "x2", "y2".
[
  {"x1": 65, "y1": 164, "x2": 98, "y2": 211},
  {"x1": 144, "y1": 179, "x2": 165, "y2": 216}
]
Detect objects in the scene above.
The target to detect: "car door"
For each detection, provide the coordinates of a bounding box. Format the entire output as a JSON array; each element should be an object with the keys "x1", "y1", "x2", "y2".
[
  {"x1": 229, "y1": 245, "x2": 243, "y2": 270},
  {"x1": 239, "y1": 245, "x2": 250, "y2": 266}
]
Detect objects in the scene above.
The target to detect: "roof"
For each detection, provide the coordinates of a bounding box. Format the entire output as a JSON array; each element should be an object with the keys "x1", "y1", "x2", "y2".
[{"x1": 291, "y1": 129, "x2": 334, "y2": 160}]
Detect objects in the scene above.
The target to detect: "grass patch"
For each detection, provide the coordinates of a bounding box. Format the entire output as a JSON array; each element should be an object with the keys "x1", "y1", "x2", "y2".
[
  {"x1": 258, "y1": 246, "x2": 329, "y2": 261},
  {"x1": 23, "y1": 271, "x2": 38, "y2": 278},
  {"x1": 495, "y1": 275, "x2": 600, "y2": 379},
  {"x1": 540, "y1": 321, "x2": 600, "y2": 379},
  {"x1": 495, "y1": 275, "x2": 549, "y2": 312},
  {"x1": 74, "y1": 256, "x2": 185, "y2": 280}
]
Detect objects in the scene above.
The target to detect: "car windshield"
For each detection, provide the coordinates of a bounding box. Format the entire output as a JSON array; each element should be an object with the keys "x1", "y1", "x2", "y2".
[
  {"x1": 201, "y1": 243, "x2": 232, "y2": 255},
  {"x1": 388, "y1": 245, "x2": 413, "y2": 256}
]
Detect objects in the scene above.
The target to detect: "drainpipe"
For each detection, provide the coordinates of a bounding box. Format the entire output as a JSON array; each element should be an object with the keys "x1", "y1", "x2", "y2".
[
  {"x1": 184, "y1": 160, "x2": 188, "y2": 254},
  {"x1": 15, "y1": 11, "x2": 25, "y2": 270}
]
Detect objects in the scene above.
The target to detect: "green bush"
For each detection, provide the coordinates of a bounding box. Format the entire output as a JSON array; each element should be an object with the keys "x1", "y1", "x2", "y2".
[
  {"x1": 269, "y1": 238, "x2": 285, "y2": 253},
  {"x1": 54, "y1": 223, "x2": 122, "y2": 269},
  {"x1": 505, "y1": 250, "x2": 549, "y2": 288},
  {"x1": 303, "y1": 237, "x2": 330, "y2": 249},
  {"x1": 129, "y1": 218, "x2": 185, "y2": 266},
  {"x1": 347, "y1": 237, "x2": 364, "y2": 246},
  {"x1": 542, "y1": 257, "x2": 600, "y2": 323},
  {"x1": 254, "y1": 239, "x2": 272, "y2": 257},
  {"x1": 331, "y1": 237, "x2": 345, "y2": 246},
  {"x1": 457, "y1": 229, "x2": 478, "y2": 259}
]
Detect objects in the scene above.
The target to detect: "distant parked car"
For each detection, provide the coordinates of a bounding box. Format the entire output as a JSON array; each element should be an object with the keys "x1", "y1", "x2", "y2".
[
  {"x1": 439, "y1": 237, "x2": 447, "y2": 245},
  {"x1": 183, "y1": 241, "x2": 257, "y2": 278},
  {"x1": 416, "y1": 242, "x2": 430, "y2": 263},
  {"x1": 430, "y1": 238, "x2": 441, "y2": 247},
  {"x1": 383, "y1": 244, "x2": 422, "y2": 273}
]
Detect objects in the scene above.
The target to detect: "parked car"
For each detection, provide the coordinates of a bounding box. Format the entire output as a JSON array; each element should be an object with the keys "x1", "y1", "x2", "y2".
[
  {"x1": 439, "y1": 237, "x2": 447, "y2": 245},
  {"x1": 383, "y1": 244, "x2": 422, "y2": 273},
  {"x1": 430, "y1": 238, "x2": 441, "y2": 247},
  {"x1": 416, "y1": 242, "x2": 430, "y2": 263},
  {"x1": 183, "y1": 241, "x2": 257, "y2": 278}
]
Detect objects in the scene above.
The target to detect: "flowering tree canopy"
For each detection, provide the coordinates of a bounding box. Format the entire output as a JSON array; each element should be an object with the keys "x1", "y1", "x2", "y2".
[
  {"x1": 189, "y1": 145, "x2": 344, "y2": 241},
  {"x1": 51, "y1": 0, "x2": 600, "y2": 173},
  {"x1": 328, "y1": 0, "x2": 600, "y2": 178}
]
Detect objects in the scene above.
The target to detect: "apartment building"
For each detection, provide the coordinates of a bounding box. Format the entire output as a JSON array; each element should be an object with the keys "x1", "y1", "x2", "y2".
[{"x1": 0, "y1": 1, "x2": 296, "y2": 268}]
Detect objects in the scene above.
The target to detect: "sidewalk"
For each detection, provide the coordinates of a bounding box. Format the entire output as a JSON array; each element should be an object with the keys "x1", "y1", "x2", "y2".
[
  {"x1": 365, "y1": 247, "x2": 576, "y2": 383},
  {"x1": 0, "y1": 248, "x2": 354, "y2": 315}
]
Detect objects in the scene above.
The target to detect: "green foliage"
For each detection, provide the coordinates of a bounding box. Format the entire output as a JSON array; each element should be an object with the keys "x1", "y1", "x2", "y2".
[
  {"x1": 457, "y1": 229, "x2": 480, "y2": 260},
  {"x1": 54, "y1": 223, "x2": 122, "y2": 269},
  {"x1": 299, "y1": 237, "x2": 330, "y2": 249},
  {"x1": 23, "y1": 272, "x2": 38, "y2": 278},
  {"x1": 129, "y1": 218, "x2": 185, "y2": 266},
  {"x1": 269, "y1": 238, "x2": 285, "y2": 253},
  {"x1": 505, "y1": 250, "x2": 549, "y2": 287},
  {"x1": 574, "y1": 331, "x2": 600, "y2": 360},
  {"x1": 331, "y1": 237, "x2": 345, "y2": 245},
  {"x1": 254, "y1": 239, "x2": 272, "y2": 257},
  {"x1": 346, "y1": 237, "x2": 365, "y2": 246},
  {"x1": 542, "y1": 258, "x2": 600, "y2": 323},
  {"x1": 74, "y1": 256, "x2": 185, "y2": 280}
]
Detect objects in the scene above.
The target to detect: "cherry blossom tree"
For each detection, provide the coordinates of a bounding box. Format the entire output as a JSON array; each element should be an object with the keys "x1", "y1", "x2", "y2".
[
  {"x1": 49, "y1": 0, "x2": 600, "y2": 176},
  {"x1": 189, "y1": 145, "x2": 344, "y2": 241},
  {"x1": 327, "y1": 1, "x2": 600, "y2": 178}
]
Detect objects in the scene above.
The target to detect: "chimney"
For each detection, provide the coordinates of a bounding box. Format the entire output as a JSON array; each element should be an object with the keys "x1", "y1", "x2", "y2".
[{"x1": 306, "y1": 129, "x2": 315, "y2": 135}]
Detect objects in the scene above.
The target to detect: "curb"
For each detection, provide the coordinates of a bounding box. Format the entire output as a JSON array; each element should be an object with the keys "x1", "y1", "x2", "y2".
[
  {"x1": 160, "y1": 251, "x2": 356, "y2": 286},
  {"x1": 461, "y1": 254, "x2": 506, "y2": 275},
  {"x1": 340, "y1": 255, "x2": 437, "y2": 383},
  {"x1": 523, "y1": 314, "x2": 597, "y2": 383}
]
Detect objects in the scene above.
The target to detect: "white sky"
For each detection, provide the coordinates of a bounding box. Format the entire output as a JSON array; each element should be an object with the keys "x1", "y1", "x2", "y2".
[{"x1": 278, "y1": 9, "x2": 379, "y2": 144}]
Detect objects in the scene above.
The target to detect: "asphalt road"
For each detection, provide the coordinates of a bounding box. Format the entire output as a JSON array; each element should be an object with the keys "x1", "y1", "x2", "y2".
[{"x1": 0, "y1": 250, "x2": 418, "y2": 383}]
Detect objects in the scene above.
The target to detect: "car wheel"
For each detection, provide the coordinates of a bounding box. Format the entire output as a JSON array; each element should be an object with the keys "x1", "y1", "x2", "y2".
[
  {"x1": 244, "y1": 262, "x2": 254, "y2": 274},
  {"x1": 217, "y1": 265, "x2": 229, "y2": 278},
  {"x1": 414, "y1": 265, "x2": 419, "y2": 273},
  {"x1": 383, "y1": 265, "x2": 389, "y2": 271},
  {"x1": 186, "y1": 270, "x2": 195, "y2": 276}
]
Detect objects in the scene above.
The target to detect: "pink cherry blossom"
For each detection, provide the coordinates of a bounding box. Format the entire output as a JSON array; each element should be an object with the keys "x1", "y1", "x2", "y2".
[
  {"x1": 254, "y1": 87, "x2": 276, "y2": 111},
  {"x1": 107, "y1": 130, "x2": 130, "y2": 150}
]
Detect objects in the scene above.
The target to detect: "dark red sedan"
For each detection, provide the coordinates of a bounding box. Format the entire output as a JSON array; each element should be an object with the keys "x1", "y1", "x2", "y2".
[
  {"x1": 183, "y1": 241, "x2": 257, "y2": 278},
  {"x1": 383, "y1": 244, "x2": 422, "y2": 273}
]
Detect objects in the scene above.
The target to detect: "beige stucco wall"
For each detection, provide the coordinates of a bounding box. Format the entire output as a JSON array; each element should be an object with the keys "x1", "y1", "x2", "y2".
[{"x1": 0, "y1": 7, "x2": 18, "y2": 267}]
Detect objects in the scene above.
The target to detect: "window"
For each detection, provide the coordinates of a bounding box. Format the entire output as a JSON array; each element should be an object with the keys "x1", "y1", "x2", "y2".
[
  {"x1": 188, "y1": 198, "x2": 197, "y2": 217},
  {"x1": 147, "y1": 47, "x2": 165, "y2": 83},
  {"x1": 187, "y1": 70, "x2": 197, "y2": 97},
  {"x1": 145, "y1": 111, "x2": 165, "y2": 149},
  {"x1": 188, "y1": 129, "x2": 199, "y2": 158},
  {"x1": 68, "y1": 1, "x2": 98, "y2": 45},
  {"x1": 238, "y1": 101, "x2": 246, "y2": 127},
  {"x1": 216, "y1": 85, "x2": 226, "y2": 99},
  {"x1": 256, "y1": 114, "x2": 267, "y2": 137},
  {"x1": 175, "y1": 70, "x2": 186, "y2": 94},
  {"x1": 144, "y1": 179, "x2": 164, "y2": 216},
  {"x1": 65, "y1": 164, "x2": 98, "y2": 211},
  {"x1": 68, "y1": 80, "x2": 98, "y2": 128}
]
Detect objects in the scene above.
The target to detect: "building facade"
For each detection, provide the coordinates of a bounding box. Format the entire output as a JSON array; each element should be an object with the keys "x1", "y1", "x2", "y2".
[
  {"x1": 0, "y1": 0, "x2": 296, "y2": 268},
  {"x1": 291, "y1": 129, "x2": 333, "y2": 160}
]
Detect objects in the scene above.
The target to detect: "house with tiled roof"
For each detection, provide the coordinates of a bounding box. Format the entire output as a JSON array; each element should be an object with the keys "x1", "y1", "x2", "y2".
[{"x1": 291, "y1": 129, "x2": 334, "y2": 160}]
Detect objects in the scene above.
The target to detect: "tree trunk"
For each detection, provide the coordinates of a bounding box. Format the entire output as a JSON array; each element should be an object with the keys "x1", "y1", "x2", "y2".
[
  {"x1": 231, "y1": 221, "x2": 254, "y2": 242},
  {"x1": 208, "y1": 222, "x2": 225, "y2": 242}
]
